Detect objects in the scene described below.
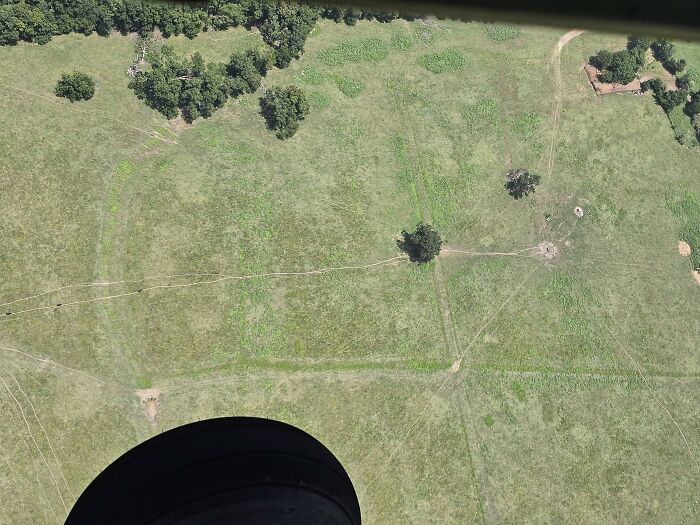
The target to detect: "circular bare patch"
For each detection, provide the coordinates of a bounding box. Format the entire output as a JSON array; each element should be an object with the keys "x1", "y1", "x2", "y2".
[
  {"x1": 537, "y1": 241, "x2": 558, "y2": 261},
  {"x1": 679, "y1": 241, "x2": 691, "y2": 257},
  {"x1": 574, "y1": 206, "x2": 584, "y2": 218},
  {"x1": 136, "y1": 388, "x2": 161, "y2": 424},
  {"x1": 564, "y1": 240, "x2": 571, "y2": 247}
]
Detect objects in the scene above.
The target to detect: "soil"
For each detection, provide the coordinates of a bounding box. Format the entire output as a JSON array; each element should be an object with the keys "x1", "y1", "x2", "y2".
[
  {"x1": 136, "y1": 388, "x2": 161, "y2": 424},
  {"x1": 693, "y1": 271, "x2": 700, "y2": 286},
  {"x1": 536, "y1": 241, "x2": 558, "y2": 261},
  {"x1": 679, "y1": 241, "x2": 691, "y2": 257}
]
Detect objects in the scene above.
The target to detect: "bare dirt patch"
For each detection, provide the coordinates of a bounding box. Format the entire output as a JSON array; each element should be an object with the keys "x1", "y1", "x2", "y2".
[
  {"x1": 536, "y1": 241, "x2": 558, "y2": 261},
  {"x1": 136, "y1": 388, "x2": 161, "y2": 424},
  {"x1": 168, "y1": 115, "x2": 190, "y2": 135},
  {"x1": 679, "y1": 241, "x2": 691, "y2": 257},
  {"x1": 693, "y1": 271, "x2": 700, "y2": 286}
]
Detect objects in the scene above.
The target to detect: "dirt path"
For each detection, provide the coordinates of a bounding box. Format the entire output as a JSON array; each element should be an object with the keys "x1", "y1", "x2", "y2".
[{"x1": 546, "y1": 30, "x2": 585, "y2": 182}]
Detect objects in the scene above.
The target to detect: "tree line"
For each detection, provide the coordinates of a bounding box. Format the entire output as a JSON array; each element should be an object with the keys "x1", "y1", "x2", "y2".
[{"x1": 0, "y1": 0, "x2": 411, "y2": 67}]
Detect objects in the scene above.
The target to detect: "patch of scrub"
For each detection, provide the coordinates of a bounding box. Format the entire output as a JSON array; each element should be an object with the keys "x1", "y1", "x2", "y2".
[
  {"x1": 512, "y1": 111, "x2": 541, "y2": 138},
  {"x1": 391, "y1": 32, "x2": 413, "y2": 51},
  {"x1": 417, "y1": 48, "x2": 465, "y2": 74},
  {"x1": 333, "y1": 75, "x2": 364, "y2": 98},
  {"x1": 309, "y1": 91, "x2": 331, "y2": 110},
  {"x1": 461, "y1": 98, "x2": 501, "y2": 131},
  {"x1": 485, "y1": 23, "x2": 522, "y2": 42},
  {"x1": 295, "y1": 66, "x2": 324, "y2": 85},
  {"x1": 319, "y1": 38, "x2": 389, "y2": 66}
]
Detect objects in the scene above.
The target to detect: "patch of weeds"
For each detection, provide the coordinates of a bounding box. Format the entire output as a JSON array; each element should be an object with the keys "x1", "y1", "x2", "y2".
[
  {"x1": 309, "y1": 91, "x2": 331, "y2": 111},
  {"x1": 406, "y1": 359, "x2": 446, "y2": 372},
  {"x1": 391, "y1": 32, "x2": 413, "y2": 50},
  {"x1": 333, "y1": 75, "x2": 364, "y2": 98},
  {"x1": 461, "y1": 98, "x2": 501, "y2": 131},
  {"x1": 136, "y1": 377, "x2": 152, "y2": 389},
  {"x1": 295, "y1": 66, "x2": 323, "y2": 85},
  {"x1": 512, "y1": 111, "x2": 541, "y2": 138},
  {"x1": 511, "y1": 381, "x2": 526, "y2": 402},
  {"x1": 333, "y1": 123, "x2": 364, "y2": 145},
  {"x1": 389, "y1": 133, "x2": 408, "y2": 161},
  {"x1": 319, "y1": 38, "x2": 389, "y2": 66},
  {"x1": 483, "y1": 414, "x2": 495, "y2": 427},
  {"x1": 666, "y1": 190, "x2": 700, "y2": 270},
  {"x1": 485, "y1": 23, "x2": 522, "y2": 42},
  {"x1": 417, "y1": 48, "x2": 465, "y2": 74}
]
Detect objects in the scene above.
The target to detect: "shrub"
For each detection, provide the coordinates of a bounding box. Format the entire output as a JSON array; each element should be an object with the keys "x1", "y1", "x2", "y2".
[
  {"x1": 397, "y1": 222, "x2": 443, "y2": 263},
  {"x1": 485, "y1": 23, "x2": 521, "y2": 42},
  {"x1": 259, "y1": 85, "x2": 310, "y2": 139},
  {"x1": 333, "y1": 75, "x2": 364, "y2": 98},
  {"x1": 55, "y1": 71, "x2": 95, "y2": 102},
  {"x1": 417, "y1": 48, "x2": 465, "y2": 74},
  {"x1": 391, "y1": 32, "x2": 413, "y2": 50},
  {"x1": 654, "y1": 87, "x2": 688, "y2": 114}
]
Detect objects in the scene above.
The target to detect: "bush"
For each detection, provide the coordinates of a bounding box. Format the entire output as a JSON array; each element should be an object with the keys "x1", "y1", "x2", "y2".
[
  {"x1": 485, "y1": 23, "x2": 521, "y2": 42},
  {"x1": 505, "y1": 168, "x2": 540, "y2": 199},
  {"x1": 417, "y1": 48, "x2": 465, "y2": 74},
  {"x1": 259, "y1": 85, "x2": 310, "y2": 139},
  {"x1": 333, "y1": 76, "x2": 364, "y2": 98},
  {"x1": 641, "y1": 78, "x2": 663, "y2": 93},
  {"x1": 397, "y1": 222, "x2": 443, "y2": 263},
  {"x1": 55, "y1": 71, "x2": 95, "y2": 102}
]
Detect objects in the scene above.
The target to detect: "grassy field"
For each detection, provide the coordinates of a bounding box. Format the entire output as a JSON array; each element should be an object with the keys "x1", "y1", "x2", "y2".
[{"x1": 0, "y1": 19, "x2": 698, "y2": 523}]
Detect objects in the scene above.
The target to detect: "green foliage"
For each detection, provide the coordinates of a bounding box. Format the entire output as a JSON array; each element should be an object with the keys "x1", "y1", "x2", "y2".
[
  {"x1": 512, "y1": 111, "x2": 540, "y2": 138},
  {"x1": 259, "y1": 85, "x2": 310, "y2": 139},
  {"x1": 597, "y1": 50, "x2": 638, "y2": 84},
  {"x1": 485, "y1": 23, "x2": 521, "y2": 42},
  {"x1": 641, "y1": 78, "x2": 663, "y2": 93},
  {"x1": 654, "y1": 86, "x2": 688, "y2": 114},
  {"x1": 417, "y1": 48, "x2": 465, "y2": 74},
  {"x1": 308, "y1": 90, "x2": 330, "y2": 110},
  {"x1": 397, "y1": 222, "x2": 443, "y2": 264},
  {"x1": 296, "y1": 66, "x2": 323, "y2": 85},
  {"x1": 651, "y1": 38, "x2": 687, "y2": 74},
  {"x1": 319, "y1": 38, "x2": 389, "y2": 66},
  {"x1": 55, "y1": 71, "x2": 95, "y2": 102},
  {"x1": 391, "y1": 32, "x2": 413, "y2": 50},
  {"x1": 461, "y1": 98, "x2": 500, "y2": 131},
  {"x1": 226, "y1": 48, "x2": 275, "y2": 95},
  {"x1": 333, "y1": 75, "x2": 364, "y2": 98},
  {"x1": 505, "y1": 168, "x2": 540, "y2": 199},
  {"x1": 129, "y1": 46, "x2": 275, "y2": 122}
]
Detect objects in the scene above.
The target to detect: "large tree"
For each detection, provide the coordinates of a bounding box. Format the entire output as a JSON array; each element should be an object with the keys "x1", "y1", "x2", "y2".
[
  {"x1": 505, "y1": 168, "x2": 541, "y2": 199},
  {"x1": 397, "y1": 222, "x2": 443, "y2": 264},
  {"x1": 55, "y1": 71, "x2": 95, "y2": 102},
  {"x1": 259, "y1": 85, "x2": 310, "y2": 139}
]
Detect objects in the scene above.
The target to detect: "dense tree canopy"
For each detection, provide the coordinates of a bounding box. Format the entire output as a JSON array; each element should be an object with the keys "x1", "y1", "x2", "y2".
[
  {"x1": 651, "y1": 38, "x2": 687, "y2": 74},
  {"x1": 55, "y1": 71, "x2": 95, "y2": 102},
  {"x1": 505, "y1": 168, "x2": 540, "y2": 199},
  {"x1": 129, "y1": 46, "x2": 230, "y2": 121},
  {"x1": 397, "y1": 223, "x2": 443, "y2": 264},
  {"x1": 259, "y1": 85, "x2": 310, "y2": 139},
  {"x1": 590, "y1": 48, "x2": 639, "y2": 84},
  {"x1": 0, "y1": 0, "x2": 412, "y2": 71}
]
